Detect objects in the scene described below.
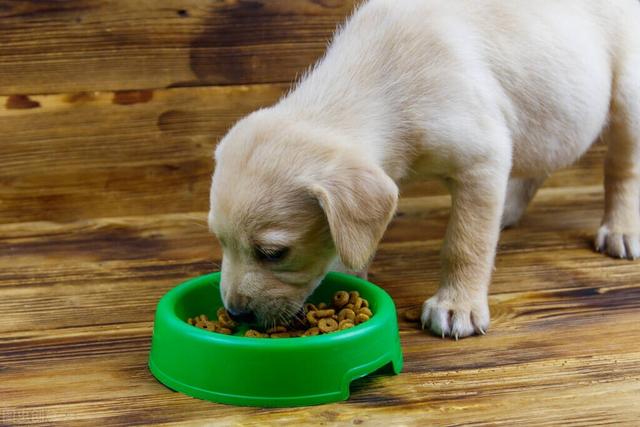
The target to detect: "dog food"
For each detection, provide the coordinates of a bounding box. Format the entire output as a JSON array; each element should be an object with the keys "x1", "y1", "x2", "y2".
[
  {"x1": 187, "y1": 290, "x2": 373, "y2": 338},
  {"x1": 403, "y1": 308, "x2": 422, "y2": 323},
  {"x1": 318, "y1": 317, "x2": 339, "y2": 333},
  {"x1": 187, "y1": 313, "x2": 234, "y2": 335}
]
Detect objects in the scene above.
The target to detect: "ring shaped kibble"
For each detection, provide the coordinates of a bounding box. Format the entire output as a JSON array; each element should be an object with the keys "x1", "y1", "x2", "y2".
[
  {"x1": 355, "y1": 313, "x2": 370, "y2": 324},
  {"x1": 306, "y1": 311, "x2": 319, "y2": 326},
  {"x1": 188, "y1": 289, "x2": 372, "y2": 337},
  {"x1": 348, "y1": 291, "x2": 360, "y2": 305},
  {"x1": 217, "y1": 312, "x2": 237, "y2": 329},
  {"x1": 303, "y1": 327, "x2": 320, "y2": 336},
  {"x1": 270, "y1": 332, "x2": 292, "y2": 338},
  {"x1": 266, "y1": 325, "x2": 287, "y2": 334},
  {"x1": 358, "y1": 307, "x2": 373, "y2": 317},
  {"x1": 217, "y1": 326, "x2": 233, "y2": 335},
  {"x1": 315, "y1": 309, "x2": 335, "y2": 318},
  {"x1": 332, "y1": 291, "x2": 350, "y2": 308},
  {"x1": 318, "y1": 317, "x2": 339, "y2": 333},
  {"x1": 339, "y1": 319, "x2": 355, "y2": 330},
  {"x1": 403, "y1": 308, "x2": 422, "y2": 323},
  {"x1": 338, "y1": 308, "x2": 356, "y2": 322}
]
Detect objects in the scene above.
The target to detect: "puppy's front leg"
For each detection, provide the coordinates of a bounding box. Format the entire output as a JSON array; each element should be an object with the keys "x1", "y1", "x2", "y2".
[{"x1": 422, "y1": 165, "x2": 509, "y2": 339}]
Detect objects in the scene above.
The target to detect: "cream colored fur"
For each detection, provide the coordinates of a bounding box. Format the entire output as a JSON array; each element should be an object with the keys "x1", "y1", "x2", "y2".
[{"x1": 209, "y1": 0, "x2": 640, "y2": 338}]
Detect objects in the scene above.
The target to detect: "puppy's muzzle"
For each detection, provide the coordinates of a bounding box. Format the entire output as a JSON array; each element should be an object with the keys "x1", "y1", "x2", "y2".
[{"x1": 226, "y1": 307, "x2": 256, "y2": 323}]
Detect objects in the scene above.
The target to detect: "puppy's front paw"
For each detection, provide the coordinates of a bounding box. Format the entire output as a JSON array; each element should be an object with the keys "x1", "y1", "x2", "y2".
[
  {"x1": 421, "y1": 290, "x2": 490, "y2": 340},
  {"x1": 595, "y1": 224, "x2": 640, "y2": 260}
]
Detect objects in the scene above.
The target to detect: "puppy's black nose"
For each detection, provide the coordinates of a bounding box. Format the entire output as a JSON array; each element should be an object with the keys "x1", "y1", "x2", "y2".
[{"x1": 227, "y1": 308, "x2": 255, "y2": 323}]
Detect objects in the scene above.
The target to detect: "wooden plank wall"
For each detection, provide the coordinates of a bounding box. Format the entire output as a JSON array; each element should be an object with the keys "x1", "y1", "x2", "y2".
[
  {"x1": 0, "y1": 0, "x2": 605, "y2": 225},
  {"x1": 0, "y1": 0, "x2": 355, "y2": 93}
]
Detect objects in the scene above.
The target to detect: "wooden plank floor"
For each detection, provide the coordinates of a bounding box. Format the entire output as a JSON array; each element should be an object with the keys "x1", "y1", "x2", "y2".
[{"x1": 2, "y1": 181, "x2": 640, "y2": 426}]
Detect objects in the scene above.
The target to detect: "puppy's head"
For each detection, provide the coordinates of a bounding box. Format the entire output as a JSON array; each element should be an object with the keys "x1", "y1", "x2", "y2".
[{"x1": 209, "y1": 109, "x2": 398, "y2": 327}]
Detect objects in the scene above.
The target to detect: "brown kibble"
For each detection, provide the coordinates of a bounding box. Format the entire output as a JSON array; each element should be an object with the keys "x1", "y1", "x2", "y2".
[
  {"x1": 358, "y1": 307, "x2": 373, "y2": 317},
  {"x1": 217, "y1": 326, "x2": 233, "y2": 335},
  {"x1": 339, "y1": 319, "x2": 355, "y2": 330},
  {"x1": 245, "y1": 329, "x2": 266, "y2": 338},
  {"x1": 266, "y1": 325, "x2": 288, "y2": 334},
  {"x1": 217, "y1": 311, "x2": 237, "y2": 329},
  {"x1": 355, "y1": 313, "x2": 370, "y2": 324},
  {"x1": 338, "y1": 308, "x2": 356, "y2": 322},
  {"x1": 270, "y1": 332, "x2": 292, "y2": 338},
  {"x1": 403, "y1": 308, "x2": 421, "y2": 323},
  {"x1": 188, "y1": 290, "x2": 372, "y2": 338},
  {"x1": 210, "y1": 321, "x2": 222, "y2": 330},
  {"x1": 332, "y1": 291, "x2": 350, "y2": 308},
  {"x1": 348, "y1": 291, "x2": 360, "y2": 305},
  {"x1": 315, "y1": 309, "x2": 335, "y2": 318},
  {"x1": 200, "y1": 320, "x2": 216, "y2": 330},
  {"x1": 303, "y1": 327, "x2": 320, "y2": 336},
  {"x1": 318, "y1": 317, "x2": 339, "y2": 333},
  {"x1": 306, "y1": 311, "x2": 319, "y2": 326}
]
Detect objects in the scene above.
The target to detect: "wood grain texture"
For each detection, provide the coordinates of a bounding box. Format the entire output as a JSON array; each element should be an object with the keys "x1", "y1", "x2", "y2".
[
  {"x1": 0, "y1": 0, "x2": 356, "y2": 95},
  {"x1": 1, "y1": 185, "x2": 640, "y2": 426},
  {"x1": 1, "y1": 2, "x2": 635, "y2": 424},
  {"x1": 0, "y1": 84, "x2": 285, "y2": 223},
  {"x1": 0, "y1": 82, "x2": 606, "y2": 224}
]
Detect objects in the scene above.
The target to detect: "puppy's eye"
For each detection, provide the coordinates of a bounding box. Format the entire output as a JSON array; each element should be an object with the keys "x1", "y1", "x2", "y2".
[{"x1": 254, "y1": 246, "x2": 289, "y2": 263}]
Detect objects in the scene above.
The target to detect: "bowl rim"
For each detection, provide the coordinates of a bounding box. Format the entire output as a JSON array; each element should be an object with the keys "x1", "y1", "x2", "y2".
[{"x1": 157, "y1": 271, "x2": 397, "y2": 349}]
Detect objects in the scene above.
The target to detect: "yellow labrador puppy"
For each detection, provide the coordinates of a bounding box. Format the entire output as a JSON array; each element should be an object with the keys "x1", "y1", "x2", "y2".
[{"x1": 209, "y1": 0, "x2": 640, "y2": 338}]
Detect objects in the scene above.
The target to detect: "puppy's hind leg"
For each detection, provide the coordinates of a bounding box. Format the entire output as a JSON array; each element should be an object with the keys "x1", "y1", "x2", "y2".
[
  {"x1": 595, "y1": 55, "x2": 640, "y2": 259},
  {"x1": 501, "y1": 176, "x2": 546, "y2": 229}
]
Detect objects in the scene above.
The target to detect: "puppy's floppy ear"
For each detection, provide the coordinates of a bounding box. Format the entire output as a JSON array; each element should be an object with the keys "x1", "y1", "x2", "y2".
[{"x1": 310, "y1": 162, "x2": 398, "y2": 271}]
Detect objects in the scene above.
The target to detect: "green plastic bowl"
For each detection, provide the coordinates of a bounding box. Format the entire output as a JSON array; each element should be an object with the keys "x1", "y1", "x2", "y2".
[{"x1": 148, "y1": 272, "x2": 403, "y2": 407}]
